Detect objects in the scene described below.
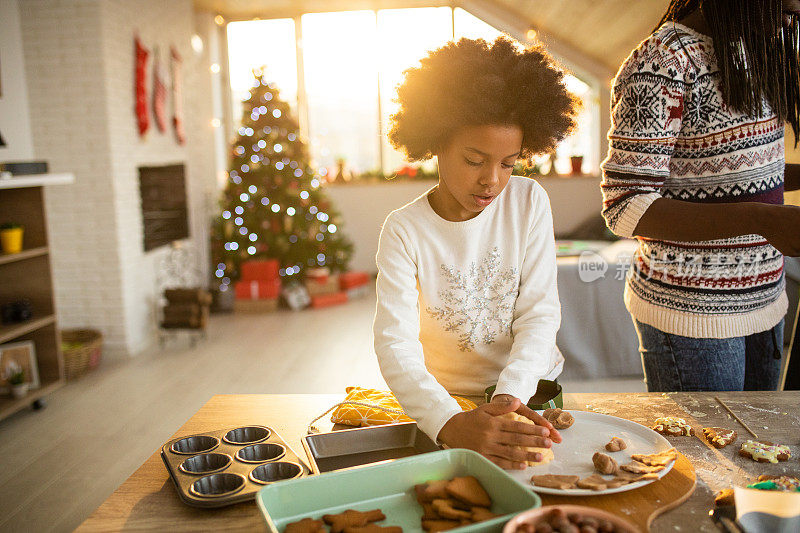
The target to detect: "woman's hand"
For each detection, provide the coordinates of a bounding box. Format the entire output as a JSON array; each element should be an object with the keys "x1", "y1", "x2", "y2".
[{"x1": 437, "y1": 396, "x2": 561, "y2": 470}]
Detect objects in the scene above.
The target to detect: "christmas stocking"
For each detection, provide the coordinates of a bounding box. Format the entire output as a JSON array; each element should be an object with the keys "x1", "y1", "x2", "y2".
[
  {"x1": 135, "y1": 36, "x2": 150, "y2": 137},
  {"x1": 152, "y1": 48, "x2": 167, "y2": 132},
  {"x1": 171, "y1": 47, "x2": 186, "y2": 145}
]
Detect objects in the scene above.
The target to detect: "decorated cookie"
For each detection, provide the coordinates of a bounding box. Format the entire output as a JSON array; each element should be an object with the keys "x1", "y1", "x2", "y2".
[
  {"x1": 592, "y1": 452, "x2": 619, "y2": 475},
  {"x1": 605, "y1": 437, "x2": 627, "y2": 452},
  {"x1": 542, "y1": 408, "x2": 575, "y2": 429},
  {"x1": 323, "y1": 510, "x2": 386, "y2": 533},
  {"x1": 630, "y1": 447, "x2": 678, "y2": 467},
  {"x1": 749, "y1": 475, "x2": 800, "y2": 492},
  {"x1": 702, "y1": 427, "x2": 737, "y2": 448},
  {"x1": 739, "y1": 440, "x2": 791, "y2": 463},
  {"x1": 285, "y1": 518, "x2": 326, "y2": 533},
  {"x1": 651, "y1": 417, "x2": 694, "y2": 436},
  {"x1": 530, "y1": 474, "x2": 579, "y2": 489}
]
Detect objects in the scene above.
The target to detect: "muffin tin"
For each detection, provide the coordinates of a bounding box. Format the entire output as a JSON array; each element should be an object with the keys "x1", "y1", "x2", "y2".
[{"x1": 160, "y1": 425, "x2": 309, "y2": 508}]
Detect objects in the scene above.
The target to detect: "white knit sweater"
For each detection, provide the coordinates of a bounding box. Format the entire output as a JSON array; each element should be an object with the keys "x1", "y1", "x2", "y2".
[{"x1": 373, "y1": 176, "x2": 564, "y2": 441}]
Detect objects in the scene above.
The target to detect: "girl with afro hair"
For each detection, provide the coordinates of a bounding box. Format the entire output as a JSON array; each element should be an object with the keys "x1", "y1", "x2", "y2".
[{"x1": 373, "y1": 36, "x2": 579, "y2": 469}]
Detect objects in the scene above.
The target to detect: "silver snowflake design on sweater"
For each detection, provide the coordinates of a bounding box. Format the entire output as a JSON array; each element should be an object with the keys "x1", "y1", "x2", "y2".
[{"x1": 426, "y1": 247, "x2": 518, "y2": 352}]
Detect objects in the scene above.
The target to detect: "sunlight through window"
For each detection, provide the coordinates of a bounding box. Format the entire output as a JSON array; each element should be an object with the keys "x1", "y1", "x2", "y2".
[
  {"x1": 227, "y1": 19, "x2": 297, "y2": 127},
  {"x1": 302, "y1": 11, "x2": 380, "y2": 175}
]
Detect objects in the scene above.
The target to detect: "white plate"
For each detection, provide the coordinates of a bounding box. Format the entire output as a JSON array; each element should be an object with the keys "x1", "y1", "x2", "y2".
[{"x1": 506, "y1": 410, "x2": 676, "y2": 496}]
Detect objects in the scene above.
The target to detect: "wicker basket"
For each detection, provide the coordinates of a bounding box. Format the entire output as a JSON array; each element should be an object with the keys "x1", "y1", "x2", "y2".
[{"x1": 61, "y1": 329, "x2": 103, "y2": 380}]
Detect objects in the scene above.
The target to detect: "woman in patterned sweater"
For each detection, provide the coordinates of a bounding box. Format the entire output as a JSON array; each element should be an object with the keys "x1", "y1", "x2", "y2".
[{"x1": 601, "y1": 0, "x2": 800, "y2": 391}]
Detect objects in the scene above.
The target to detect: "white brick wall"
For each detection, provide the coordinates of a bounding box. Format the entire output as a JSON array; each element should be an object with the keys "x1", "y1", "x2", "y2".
[{"x1": 20, "y1": 0, "x2": 217, "y2": 359}]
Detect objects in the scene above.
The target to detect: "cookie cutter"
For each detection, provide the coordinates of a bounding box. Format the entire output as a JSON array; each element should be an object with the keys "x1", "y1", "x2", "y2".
[{"x1": 484, "y1": 379, "x2": 563, "y2": 410}]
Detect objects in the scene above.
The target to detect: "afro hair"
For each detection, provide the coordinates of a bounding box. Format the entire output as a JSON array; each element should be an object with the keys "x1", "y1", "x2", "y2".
[{"x1": 388, "y1": 36, "x2": 580, "y2": 161}]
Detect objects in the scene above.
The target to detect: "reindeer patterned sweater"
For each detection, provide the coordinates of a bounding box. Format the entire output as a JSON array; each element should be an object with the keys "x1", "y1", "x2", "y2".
[{"x1": 601, "y1": 22, "x2": 787, "y2": 339}]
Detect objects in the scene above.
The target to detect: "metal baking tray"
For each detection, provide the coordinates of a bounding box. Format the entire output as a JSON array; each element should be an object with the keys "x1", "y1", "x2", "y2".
[
  {"x1": 160, "y1": 425, "x2": 309, "y2": 508},
  {"x1": 302, "y1": 422, "x2": 441, "y2": 474}
]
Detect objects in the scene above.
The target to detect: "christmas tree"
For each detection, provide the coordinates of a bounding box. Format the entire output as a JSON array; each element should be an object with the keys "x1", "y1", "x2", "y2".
[{"x1": 212, "y1": 69, "x2": 353, "y2": 291}]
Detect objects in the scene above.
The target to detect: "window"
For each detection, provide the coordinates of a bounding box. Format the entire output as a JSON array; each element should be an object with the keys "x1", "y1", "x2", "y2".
[
  {"x1": 377, "y1": 8, "x2": 454, "y2": 174},
  {"x1": 301, "y1": 11, "x2": 380, "y2": 175},
  {"x1": 227, "y1": 19, "x2": 297, "y2": 133},
  {"x1": 226, "y1": 8, "x2": 598, "y2": 180}
]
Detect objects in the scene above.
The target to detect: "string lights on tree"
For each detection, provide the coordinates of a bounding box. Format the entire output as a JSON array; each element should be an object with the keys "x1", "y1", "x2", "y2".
[{"x1": 211, "y1": 69, "x2": 353, "y2": 291}]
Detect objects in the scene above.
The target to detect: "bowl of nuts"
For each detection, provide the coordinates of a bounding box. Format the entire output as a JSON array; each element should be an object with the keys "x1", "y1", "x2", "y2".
[{"x1": 503, "y1": 505, "x2": 638, "y2": 533}]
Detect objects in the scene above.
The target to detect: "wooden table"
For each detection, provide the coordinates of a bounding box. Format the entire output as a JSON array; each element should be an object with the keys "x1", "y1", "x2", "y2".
[{"x1": 78, "y1": 392, "x2": 799, "y2": 532}]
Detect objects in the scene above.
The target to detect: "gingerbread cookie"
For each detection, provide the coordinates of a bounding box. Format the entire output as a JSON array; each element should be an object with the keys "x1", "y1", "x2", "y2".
[
  {"x1": 702, "y1": 427, "x2": 737, "y2": 448},
  {"x1": 739, "y1": 440, "x2": 791, "y2": 463},
  {"x1": 414, "y1": 480, "x2": 449, "y2": 503},
  {"x1": 576, "y1": 474, "x2": 609, "y2": 491},
  {"x1": 431, "y1": 500, "x2": 471, "y2": 521},
  {"x1": 592, "y1": 452, "x2": 619, "y2": 475},
  {"x1": 542, "y1": 408, "x2": 574, "y2": 429},
  {"x1": 605, "y1": 437, "x2": 627, "y2": 452},
  {"x1": 285, "y1": 517, "x2": 326, "y2": 533},
  {"x1": 530, "y1": 474, "x2": 579, "y2": 489},
  {"x1": 343, "y1": 526, "x2": 402, "y2": 533},
  {"x1": 630, "y1": 447, "x2": 677, "y2": 467},
  {"x1": 445, "y1": 476, "x2": 491, "y2": 508},
  {"x1": 420, "y1": 503, "x2": 438, "y2": 520},
  {"x1": 323, "y1": 510, "x2": 386, "y2": 533},
  {"x1": 421, "y1": 519, "x2": 460, "y2": 532},
  {"x1": 620, "y1": 461, "x2": 665, "y2": 474},
  {"x1": 501, "y1": 412, "x2": 555, "y2": 466},
  {"x1": 471, "y1": 507, "x2": 499, "y2": 522}
]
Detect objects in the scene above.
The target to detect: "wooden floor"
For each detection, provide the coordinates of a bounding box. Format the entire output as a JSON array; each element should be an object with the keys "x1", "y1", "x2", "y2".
[{"x1": 0, "y1": 287, "x2": 644, "y2": 533}]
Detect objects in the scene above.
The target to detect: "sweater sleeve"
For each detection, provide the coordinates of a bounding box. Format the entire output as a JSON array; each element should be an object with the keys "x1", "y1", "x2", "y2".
[
  {"x1": 600, "y1": 33, "x2": 688, "y2": 237},
  {"x1": 493, "y1": 183, "x2": 562, "y2": 402},
  {"x1": 373, "y1": 214, "x2": 462, "y2": 441}
]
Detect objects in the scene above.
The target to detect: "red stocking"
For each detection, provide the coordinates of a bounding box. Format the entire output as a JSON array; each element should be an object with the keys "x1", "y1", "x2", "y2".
[
  {"x1": 171, "y1": 47, "x2": 186, "y2": 145},
  {"x1": 152, "y1": 49, "x2": 167, "y2": 132},
  {"x1": 135, "y1": 36, "x2": 150, "y2": 137}
]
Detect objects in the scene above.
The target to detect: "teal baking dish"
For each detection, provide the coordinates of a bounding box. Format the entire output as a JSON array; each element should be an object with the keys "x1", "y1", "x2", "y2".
[{"x1": 256, "y1": 448, "x2": 541, "y2": 533}]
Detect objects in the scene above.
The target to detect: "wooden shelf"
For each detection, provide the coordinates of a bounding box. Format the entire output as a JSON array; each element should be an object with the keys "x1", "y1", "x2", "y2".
[
  {"x1": 0, "y1": 182, "x2": 65, "y2": 422},
  {"x1": 0, "y1": 378, "x2": 64, "y2": 420},
  {"x1": 0, "y1": 172, "x2": 74, "y2": 189},
  {"x1": 0, "y1": 246, "x2": 48, "y2": 266},
  {"x1": 0, "y1": 315, "x2": 55, "y2": 344}
]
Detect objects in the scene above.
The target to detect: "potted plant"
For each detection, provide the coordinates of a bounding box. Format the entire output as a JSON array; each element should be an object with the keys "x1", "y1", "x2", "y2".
[
  {"x1": 0, "y1": 222, "x2": 24, "y2": 254},
  {"x1": 3, "y1": 360, "x2": 28, "y2": 399},
  {"x1": 570, "y1": 154, "x2": 584, "y2": 175}
]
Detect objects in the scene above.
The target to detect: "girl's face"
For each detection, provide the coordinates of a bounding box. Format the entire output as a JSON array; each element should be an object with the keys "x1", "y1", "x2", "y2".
[{"x1": 432, "y1": 124, "x2": 523, "y2": 222}]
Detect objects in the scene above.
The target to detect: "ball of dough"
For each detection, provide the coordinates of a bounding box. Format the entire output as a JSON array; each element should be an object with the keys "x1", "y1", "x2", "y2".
[{"x1": 501, "y1": 412, "x2": 556, "y2": 466}]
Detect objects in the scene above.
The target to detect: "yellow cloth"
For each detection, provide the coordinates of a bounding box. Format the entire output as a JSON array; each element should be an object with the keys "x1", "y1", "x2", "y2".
[{"x1": 331, "y1": 386, "x2": 477, "y2": 427}]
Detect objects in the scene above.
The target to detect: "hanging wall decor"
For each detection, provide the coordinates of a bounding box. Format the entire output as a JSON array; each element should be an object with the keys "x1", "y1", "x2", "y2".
[
  {"x1": 171, "y1": 47, "x2": 186, "y2": 145},
  {"x1": 152, "y1": 48, "x2": 168, "y2": 133},
  {"x1": 134, "y1": 35, "x2": 150, "y2": 137}
]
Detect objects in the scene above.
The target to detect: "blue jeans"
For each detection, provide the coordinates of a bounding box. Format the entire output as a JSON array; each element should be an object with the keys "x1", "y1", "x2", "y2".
[{"x1": 633, "y1": 319, "x2": 784, "y2": 392}]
